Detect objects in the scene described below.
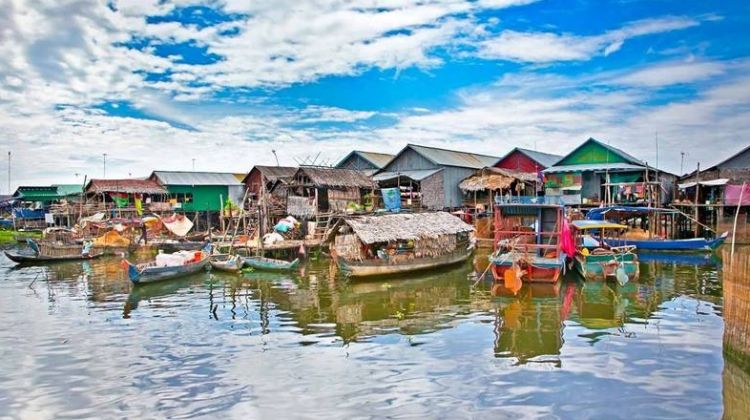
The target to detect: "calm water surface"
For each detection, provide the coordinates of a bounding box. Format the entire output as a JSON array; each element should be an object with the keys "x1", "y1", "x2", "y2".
[{"x1": 0, "y1": 246, "x2": 747, "y2": 419}]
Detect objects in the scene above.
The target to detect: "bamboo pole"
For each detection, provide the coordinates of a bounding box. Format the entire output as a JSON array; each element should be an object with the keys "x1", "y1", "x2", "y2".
[
  {"x1": 228, "y1": 187, "x2": 250, "y2": 255},
  {"x1": 730, "y1": 182, "x2": 746, "y2": 264},
  {"x1": 694, "y1": 162, "x2": 700, "y2": 237}
]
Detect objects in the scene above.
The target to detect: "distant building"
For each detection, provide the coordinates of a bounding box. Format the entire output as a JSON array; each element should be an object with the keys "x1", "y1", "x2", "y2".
[
  {"x1": 84, "y1": 178, "x2": 168, "y2": 216},
  {"x1": 336, "y1": 150, "x2": 395, "y2": 175},
  {"x1": 149, "y1": 171, "x2": 245, "y2": 212},
  {"x1": 542, "y1": 138, "x2": 675, "y2": 206},
  {"x1": 494, "y1": 147, "x2": 562, "y2": 174},
  {"x1": 374, "y1": 144, "x2": 499, "y2": 210},
  {"x1": 285, "y1": 166, "x2": 375, "y2": 217}
]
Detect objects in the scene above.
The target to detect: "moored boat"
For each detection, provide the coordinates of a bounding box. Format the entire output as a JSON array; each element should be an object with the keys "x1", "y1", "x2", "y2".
[
  {"x1": 125, "y1": 243, "x2": 211, "y2": 285},
  {"x1": 489, "y1": 204, "x2": 573, "y2": 284},
  {"x1": 4, "y1": 238, "x2": 102, "y2": 265},
  {"x1": 571, "y1": 220, "x2": 639, "y2": 284},
  {"x1": 585, "y1": 206, "x2": 728, "y2": 252},
  {"x1": 210, "y1": 254, "x2": 244, "y2": 272},
  {"x1": 242, "y1": 256, "x2": 300, "y2": 272},
  {"x1": 331, "y1": 211, "x2": 475, "y2": 279},
  {"x1": 4, "y1": 249, "x2": 104, "y2": 264}
]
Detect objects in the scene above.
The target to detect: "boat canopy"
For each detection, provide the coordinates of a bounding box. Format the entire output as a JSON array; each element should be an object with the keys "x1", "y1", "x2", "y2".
[
  {"x1": 571, "y1": 220, "x2": 628, "y2": 230},
  {"x1": 586, "y1": 206, "x2": 677, "y2": 220}
]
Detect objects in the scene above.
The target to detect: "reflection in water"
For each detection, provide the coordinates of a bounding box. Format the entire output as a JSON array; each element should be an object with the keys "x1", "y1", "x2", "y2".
[{"x1": 0, "y1": 245, "x2": 738, "y2": 418}]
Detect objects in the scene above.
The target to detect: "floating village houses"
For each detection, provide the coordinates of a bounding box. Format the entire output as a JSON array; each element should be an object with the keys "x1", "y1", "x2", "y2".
[
  {"x1": 84, "y1": 178, "x2": 168, "y2": 216},
  {"x1": 149, "y1": 171, "x2": 245, "y2": 213},
  {"x1": 673, "y1": 144, "x2": 750, "y2": 241},
  {"x1": 242, "y1": 165, "x2": 298, "y2": 215},
  {"x1": 284, "y1": 166, "x2": 376, "y2": 218},
  {"x1": 335, "y1": 150, "x2": 395, "y2": 176},
  {"x1": 494, "y1": 147, "x2": 562, "y2": 175},
  {"x1": 373, "y1": 144, "x2": 499, "y2": 210},
  {"x1": 11, "y1": 184, "x2": 84, "y2": 227},
  {"x1": 542, "y1": 138, "x2": 676, "y2": 207}
]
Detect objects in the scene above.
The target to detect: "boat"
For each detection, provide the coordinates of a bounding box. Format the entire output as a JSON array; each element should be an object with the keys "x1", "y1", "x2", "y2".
[
  {"x1": 331, "y1": 211, "x2": 475, "y2": 278},
  {"x1": 124, "y1": 243, "x2": 211, "y2": 285},
  {"x1": 243, "y1": 256, "x2": 300, "y2": 272},
  {"x1": 4, "y1": 238, "x2": 103, "y2": 264},
  {"x1": 585, "y1": 206, "x2": 728, "y2": 252},
  {"x1": 570, "y1": 220, "x2": 640, "y2": 284},
  {"x1": 489, "y1": 204, "x2": 572, "y2": 284},
  {"x1": 210, "y1": 254, "x2": 244, "y2": 272}
]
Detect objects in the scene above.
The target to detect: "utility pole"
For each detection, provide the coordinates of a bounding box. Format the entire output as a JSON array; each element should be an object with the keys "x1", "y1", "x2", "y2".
[
  {"x1": 192, "y1": 158, "x2": 196, "y2": 171},
  {"x1": 680, "y1": 152, "x2": 685, "y2": 175},
  {"x1": 103, "y1": 153, "x2": 107, "y2": 178},
  {"x1": 7, "y1": 151, "x2": 10, "y2": 195}
]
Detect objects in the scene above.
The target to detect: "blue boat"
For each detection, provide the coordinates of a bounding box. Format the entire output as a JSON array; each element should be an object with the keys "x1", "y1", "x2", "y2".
[
  {"x1": 585, "y1": 206, "x2": 728, "y2": 252},
  {"x1": 125, "y1": 243, "x2": 211, "y2": 285}
]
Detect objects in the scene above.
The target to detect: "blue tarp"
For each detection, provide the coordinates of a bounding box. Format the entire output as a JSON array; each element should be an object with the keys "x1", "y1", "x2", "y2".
[
  {"x1": 586, "y1": 206, "x2": 675, "y2": 220},
  {"x1": 12, "y1": 208, "x2": 45, "y2": 220},
  {"x1": 381, "y1": 188, "x2": 401, "y2": 212}
]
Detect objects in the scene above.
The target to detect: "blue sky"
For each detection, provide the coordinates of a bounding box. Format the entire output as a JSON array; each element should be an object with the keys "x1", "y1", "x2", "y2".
[{"x1": 1, "y1": 0, "x2": 749, "y2": 188}]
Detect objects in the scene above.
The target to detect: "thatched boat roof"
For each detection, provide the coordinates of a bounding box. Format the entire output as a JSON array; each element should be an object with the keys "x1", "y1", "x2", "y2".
[
  {"x1": 343, "y1": 211, "x2": 473, "y2": 244},
  {"x1": 459, "y1": 167, "x2": 537, "y2": 192},
  {"x1": 293, "y1": 166, "x2": 375, "y2": 188}
]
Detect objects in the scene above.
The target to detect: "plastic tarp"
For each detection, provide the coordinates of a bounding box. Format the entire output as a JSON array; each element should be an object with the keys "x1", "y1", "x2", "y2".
[
  {"x1": 381, "y1": 187, "x2": 401, "y2": 211},
  {"x1": 12, "y1": 208, "x2": 45, "y2": 219},
  {"x1": 80, "y1": 212, "x2": 106, "y2": 224},
  {"x1": 161, "y1": 214, "x2": 194, "y2": 237},
  {"x1": 724, "y1": 184, "x2": 750, "y2": 206},
  {"x1": 93, "y1": 230, "x2": 130, "y2": 247}
]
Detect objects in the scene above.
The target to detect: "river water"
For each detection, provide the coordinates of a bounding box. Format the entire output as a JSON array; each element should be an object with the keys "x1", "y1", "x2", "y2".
[{"x1": 0, "y1": 246, "x2": 747, "y2": 419}]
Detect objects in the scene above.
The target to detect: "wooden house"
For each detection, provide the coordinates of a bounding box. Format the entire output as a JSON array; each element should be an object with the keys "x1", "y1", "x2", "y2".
[
  {"x1": 242, "y1": 165, "x2": 297, "y2": 211},
  {"x1": 336, "y1": 150, "x2": 395, "y2": 176},
  {"x1": 285, "y1": 167, "x2": 375, "y2": 217},
  {"x1": 149, "y1": 171, "x2": 245, "y2": 212},
  {"x1": 373, "y1": 144, "x2": 499, "y2": 210},
  {"x1": 495, "y1": 147, "x2": 562, "y2": 174},
  {"x1": 84, "y1": 179, "x2": 168, "y2": 215},
  {"x1": 542, "y1": 138, "x2": 675, "y2": 207},
  {"x1": 673, "y1": 144, "x2": 750, "y2": 241}
]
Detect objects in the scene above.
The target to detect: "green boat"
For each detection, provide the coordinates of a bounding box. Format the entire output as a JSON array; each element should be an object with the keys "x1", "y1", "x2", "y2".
[
  {"x1": 243, "y1": 256, "x2": 300, "y2": 272},
  {"x1": 571, "y1": 220, "x2": 640, "y2": 284}
]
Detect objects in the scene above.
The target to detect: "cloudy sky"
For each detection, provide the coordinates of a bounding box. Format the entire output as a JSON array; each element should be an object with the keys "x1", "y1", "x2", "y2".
[{"x1": 1, "y1": 0, "x2": 749, "y2": 189}]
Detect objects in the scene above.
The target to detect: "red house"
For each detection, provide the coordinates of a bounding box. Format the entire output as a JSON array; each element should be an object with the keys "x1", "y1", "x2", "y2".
[{"x1": 494, "y1": 148, "x2": 562, "y2": 175}]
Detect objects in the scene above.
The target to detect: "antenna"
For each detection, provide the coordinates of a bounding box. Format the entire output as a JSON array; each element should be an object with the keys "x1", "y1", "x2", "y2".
[{"x1": 272, "y1": 150, "x2": 280, "y2": 167}]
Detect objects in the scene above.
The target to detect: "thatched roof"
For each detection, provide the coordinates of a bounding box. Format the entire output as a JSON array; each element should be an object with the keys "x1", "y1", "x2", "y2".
[
  {"x1": 293, "y1": 166, "x2": 375, "y2": 188},
  {"x1": 242, "y1": 166, "x2": 298, "y2": 184},
  {"x1": 85, "y1": 179, "x2": 167, "y2": 195},
  {"x1": 459, "y1": 167, "x2": 537, "y2": 192},
  {"x1": 343, "y1": 211, "x2": 473, "y2": 244}
]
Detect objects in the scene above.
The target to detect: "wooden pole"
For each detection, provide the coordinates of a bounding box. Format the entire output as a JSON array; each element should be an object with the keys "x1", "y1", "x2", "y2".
[
  {"x1": 730, "y1": 182, "x2": 745, "y2": 264},
  {"x1": 694, "y1": 163, "x2": 700, "y2": 237},
  {"x1": 219, "y1": 194, "x2": 225, "y2": 235},
  {"x1": 229, "y1": 187, "x2": 250, "y2": 255}
]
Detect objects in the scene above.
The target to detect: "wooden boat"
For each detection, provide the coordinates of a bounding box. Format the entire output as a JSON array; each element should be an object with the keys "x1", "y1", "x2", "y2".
[
  {"x1": 4, "y1": 250, "x2": 103, "y2": 264},
  {"x1": 243, "y1": 256, "x2": 300, "y2": 272},
  {"x1": 571, "y1": 220, "x2": 639, "y2": 284},
  {"x1": 585, "y1": 206, "x2": 728, "y2": 252},
  {"x1": 210, "y1": 254, "x2": 244, "y2": 272},
  {"x1": 125, "y1": 243, "x2": 211, "y2": 285},
  {"x1": 490, "y1": 204, "x2": 571, "y2": 284},
  {"x1": 331, "y1": 211, "x2": 476, "y2": 279},
  {"x1": 338, "y1": 246, "x2": 473, "y2": 278}
]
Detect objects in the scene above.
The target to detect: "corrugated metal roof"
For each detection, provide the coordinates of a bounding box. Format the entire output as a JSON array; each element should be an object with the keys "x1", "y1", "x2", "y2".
[
  {"x1": 543, "y1": 163, "x2": 646, "y2": 173},
  {"x1": 354, "y1": 151, "x2": 394, "y2": 168},
  {"x1": 53, "y1": 184, "x2": 83, "y2": 196},
  {"x1": 245, "y1": 166, "x2": 298, "y2": 184},
  {"x1": 407, "y1": 144, "x2": 499, "y2": 169},
  {"x1": 86, "y1": 179, "x2": 167, "y2": 194},
  {"x1": 515, "y1": 148, "x2": 563, "y2": 168},
  {"x1": 151, "y1": 171, "x2": 243, "y2": 186},
  {"x1": 373, "y1": 168, "x2": 443, "y2": 182}
]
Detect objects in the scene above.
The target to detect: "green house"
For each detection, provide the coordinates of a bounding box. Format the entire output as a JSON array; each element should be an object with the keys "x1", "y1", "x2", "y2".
[
  {"x1": 149, "y1": 171, "x2": 246, "y2": 212},
  {"x1": 13, "y1": 184, "x2": 83, "y2": 203},
  {"x1": 543, "y1": 138, "x2": 673, "y2": 206}
]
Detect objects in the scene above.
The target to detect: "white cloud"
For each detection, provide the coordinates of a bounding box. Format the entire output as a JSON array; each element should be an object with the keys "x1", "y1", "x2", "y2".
[
  {"x1": 613, "y1": 60, "x2": 727, "y2": 87},
  {"x1": 477, "y1": 16, "x2": 703, "y2": 63}
]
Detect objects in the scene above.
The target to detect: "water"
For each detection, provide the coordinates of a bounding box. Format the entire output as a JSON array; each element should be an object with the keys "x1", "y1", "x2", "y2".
[{"x1": 0, "y1": 246, "x2": 746, "y2": 419}]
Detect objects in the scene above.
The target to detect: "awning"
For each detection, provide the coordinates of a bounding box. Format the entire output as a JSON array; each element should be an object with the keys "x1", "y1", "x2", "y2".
[
  {"x1": 677, "y1": 178, "x2": 729, "y2": 189},
  {"x1": 561, "y1": 185, "x2": 582, "y2": 191},
  {"x1": 373, "y1": 168, "x2": 443, "y2": 182},
  {"x1": 571, "y1": 220, "x2": 628, "y2": 230}
]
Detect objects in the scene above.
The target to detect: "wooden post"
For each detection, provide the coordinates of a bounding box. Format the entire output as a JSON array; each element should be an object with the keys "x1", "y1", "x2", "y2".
[
  {"x1": 694, "y1": 163, "x2": 701, "y2": 237},
  {"x1": 731, "y1": 182, "x2": 746, "y2": 264},
  {"x1": 219, "y1": 194, "x2": 225, "y2": 235}
]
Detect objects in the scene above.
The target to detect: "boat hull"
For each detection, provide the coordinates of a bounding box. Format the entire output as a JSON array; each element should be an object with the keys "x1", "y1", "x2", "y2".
[
  {"x1": 596, "y1": 232, "x2": 728, "y2": 252},
  {"x1": 338, "y1": 247, "x2": 474, "y2": 278},
  {"x1": 490, "y1": 255, "x2": 564, "y2": 284},
  {"x1": 243, "y1": 256, "x2": 300, "y2": 272},
  {"x1": 574, "y1": 252, "x2": 639, "y2": 282},
  {"x1": 4, "y1": 250, "x2": 104, "y2": 264},
  {"x1": 130, "y1": 256, "x2": 209, "y2": 285},
  {"x1": 210, "y1": 255, "x2": 244, "y2": 272}
]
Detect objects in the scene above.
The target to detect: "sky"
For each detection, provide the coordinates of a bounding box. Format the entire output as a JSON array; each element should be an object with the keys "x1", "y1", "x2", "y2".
[{"x1": 1, "y1": 0, "x2": 749, "y2": 190}]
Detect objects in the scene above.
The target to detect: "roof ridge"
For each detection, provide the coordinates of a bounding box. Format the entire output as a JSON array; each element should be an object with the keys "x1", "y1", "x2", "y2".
[{"x1": 407, "y1": 143, "x2": 499, "y2": 159}]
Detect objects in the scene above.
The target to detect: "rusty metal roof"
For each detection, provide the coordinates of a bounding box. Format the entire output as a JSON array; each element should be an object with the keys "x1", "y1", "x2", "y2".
[{"x1": 406, "y1": 144, "x2": 499, "y2": 169}]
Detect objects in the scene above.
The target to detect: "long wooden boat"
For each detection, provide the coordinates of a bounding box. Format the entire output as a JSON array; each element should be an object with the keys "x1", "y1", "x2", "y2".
[
  {"x1": 125, "y1": 244, "x2": 211, "y2": 285},
  {"x1": 4, "y1": 250, "x2": 104, "y2": 264},
  {"x1": 491, "y1": 252, "x2": 565, "y2": 284},
  {"x1": 338, "y1": 245, "x2": 473, "y2": 278},
  {"x1": 210, "y1": 254, "x2": 244, "y2": 272},
  {"x1": 586, "y1": 206, "x2": 728, "y2": 252},
  {"x1": 243, "y1": 256, "x2": 300, "y2": 272}
]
